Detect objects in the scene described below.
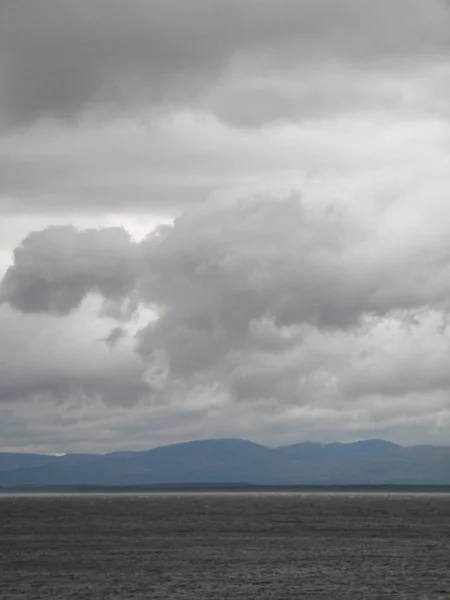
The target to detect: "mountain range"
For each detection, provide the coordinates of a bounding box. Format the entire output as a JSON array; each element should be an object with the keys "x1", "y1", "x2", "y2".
[{"x1": 1, "y1": 438, "x2": 450, "y2": 487}]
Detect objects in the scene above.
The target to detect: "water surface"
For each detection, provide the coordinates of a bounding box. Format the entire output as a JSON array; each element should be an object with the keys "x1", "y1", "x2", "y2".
[{"x1": 1, "y1": 492, "x2": 450, "y2": 599}]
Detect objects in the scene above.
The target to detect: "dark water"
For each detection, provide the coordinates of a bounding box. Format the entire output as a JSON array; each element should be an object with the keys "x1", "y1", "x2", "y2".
[{"x1": 2, "y1": 493, "x2": 450, "y2": 599}]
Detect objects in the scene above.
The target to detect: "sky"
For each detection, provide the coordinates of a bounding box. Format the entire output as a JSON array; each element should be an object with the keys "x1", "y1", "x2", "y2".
[{"x1": 1, "y1": 0, "x2": 450, "y2": 453}]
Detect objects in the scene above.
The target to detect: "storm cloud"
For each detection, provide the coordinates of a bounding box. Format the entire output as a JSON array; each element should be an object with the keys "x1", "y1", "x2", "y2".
[
  {"x1": 3, "y1": 193, "x2": 450, "y2": 450},
  {"x1": 1, "y1": 0, "x2": 450, "y2": 128},
  {"x1": 1, "y1": 225, "x2": 138, "y2": 314},
  {"x1": 1, "y1": 0, "x2": 450, "y2": 452}
]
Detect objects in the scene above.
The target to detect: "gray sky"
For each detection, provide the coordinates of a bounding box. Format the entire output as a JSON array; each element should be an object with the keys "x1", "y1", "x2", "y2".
[{"x1": 1, "y1": 0, "x2": 450, "y2": 453}]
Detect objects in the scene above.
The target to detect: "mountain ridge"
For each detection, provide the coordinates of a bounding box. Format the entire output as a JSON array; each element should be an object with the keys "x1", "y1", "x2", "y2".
[{"x1": 1, "y1": 438, "x2": 449, "y2": 487}]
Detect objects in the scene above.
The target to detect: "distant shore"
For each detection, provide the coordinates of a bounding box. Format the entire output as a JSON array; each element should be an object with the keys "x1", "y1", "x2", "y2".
[{"x1": 2, "y1": 483, "x2": 450, "y2": 494}]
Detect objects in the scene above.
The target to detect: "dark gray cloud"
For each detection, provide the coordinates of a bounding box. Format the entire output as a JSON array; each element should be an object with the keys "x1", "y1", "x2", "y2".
[
  {"x1": 0, "y1": 373, "x2": 149, "y2": 407},
  {"x1": 4, "y1": 195, "x2": 450, "y2": 416},
  {"x1": 101, "y1": 326, "x2": 128, "y2": 348},
  {"x1": 0, "y1": 225, "x2": 138, "y2": 314},
  {"x1": 3, "y1": 196, "x2": 375, "y2": 330},
  {"x1": 3, "y1": 194, "x2": 450, "y2": 328},
  {"x1": 1, "y1": 0, "x2": 450, "y2": 451},
  {"x1": 1, "y1": 0, "x2": 449, "y2": 128}
]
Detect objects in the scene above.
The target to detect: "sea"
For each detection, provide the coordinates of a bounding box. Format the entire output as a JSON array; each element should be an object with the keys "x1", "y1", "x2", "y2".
[{"x1": 1, "y1": 492, "x2": 450, "y2": 599}]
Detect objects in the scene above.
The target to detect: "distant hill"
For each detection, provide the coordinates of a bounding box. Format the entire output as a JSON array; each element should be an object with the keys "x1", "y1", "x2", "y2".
[
  {"x1": 1, "y1": 438, "x2": 449, "y2": 487},
  {"x1": 276, "y1": 439, "x2": 400, "y2": 463},
  {"x1": 0, "y1": 452, "x2": 58, "y2": 472}
]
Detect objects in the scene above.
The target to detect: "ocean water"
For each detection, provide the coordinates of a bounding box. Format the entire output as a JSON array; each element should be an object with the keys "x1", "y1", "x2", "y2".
[{"x1": 1, "y1": 493, "x2": 450, "y2": 599}]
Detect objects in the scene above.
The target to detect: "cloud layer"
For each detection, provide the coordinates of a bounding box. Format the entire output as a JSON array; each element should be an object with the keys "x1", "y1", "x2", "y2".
[
  {"x1": 1, "y1": 0, "x2": 450, "y2": 452},
  {"x1": 3, "y1": 192, "x2": 450, "y2": 450},
  {"x1": 2, "y1": 0, "x2": 450, "y2": 128}
]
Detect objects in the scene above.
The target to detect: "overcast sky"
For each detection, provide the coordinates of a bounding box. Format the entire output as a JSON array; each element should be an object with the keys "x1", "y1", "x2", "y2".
[{"x1": 1, "y1": 0, "x2": 450, "y2": 453}]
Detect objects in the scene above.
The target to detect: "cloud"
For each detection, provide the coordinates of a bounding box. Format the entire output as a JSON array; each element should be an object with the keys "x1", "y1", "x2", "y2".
[
  {"x1": 0, "y1": 301, "x2": 146, "y2": 407},
  {"x1": 0, "y1": 225, "x2": 138, "y2": 314},
  {"x1": 1, "y1": 0, "x2": 450, "y2": 451},
  {"x1": 203, "y1": 62, "x2": 450, "y2": 128},
  {"x1": 1, "y1": 0, "x2": 449, "y2": 128},
  {"x1": 2, "y1": 194, "x2": 379, "y2": 332},
  {"x1": 2, "y1": 193, "x2": 450, "y2": 446},
  {"x1": 101, "y1": 326, "x2": 127, "y2": 348}
]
